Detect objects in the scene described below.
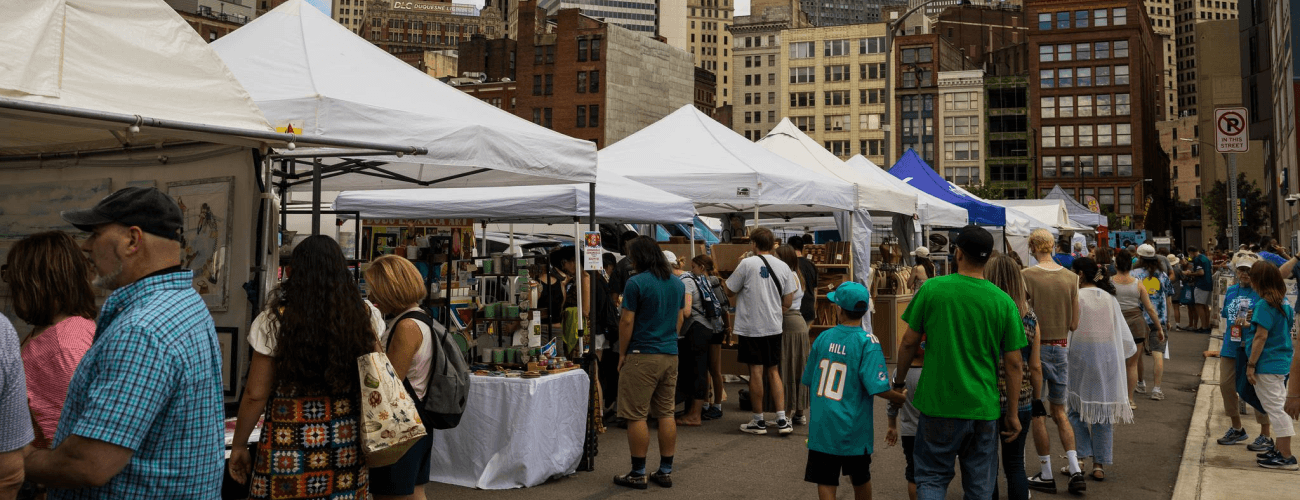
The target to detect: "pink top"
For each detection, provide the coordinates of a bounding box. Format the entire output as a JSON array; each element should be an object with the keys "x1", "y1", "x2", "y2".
[{"x1": 21, "y1": 316, "x2": 95, "y2": 447}]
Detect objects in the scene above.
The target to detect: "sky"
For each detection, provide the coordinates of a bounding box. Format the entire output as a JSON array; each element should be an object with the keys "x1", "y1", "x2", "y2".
[{"x1": 307, "y1": 0, "x2": 755, "y2": 16}]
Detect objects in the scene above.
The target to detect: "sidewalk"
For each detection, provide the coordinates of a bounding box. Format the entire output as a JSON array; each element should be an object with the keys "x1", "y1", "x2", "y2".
[{"x1": 1172, "y1": 329, "x2": 1297, "y2": 499}]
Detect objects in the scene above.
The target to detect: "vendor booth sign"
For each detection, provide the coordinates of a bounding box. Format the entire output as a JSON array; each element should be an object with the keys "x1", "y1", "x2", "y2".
[{"x1": 583, "y1": 231, "x2": 602, "y2": 271}]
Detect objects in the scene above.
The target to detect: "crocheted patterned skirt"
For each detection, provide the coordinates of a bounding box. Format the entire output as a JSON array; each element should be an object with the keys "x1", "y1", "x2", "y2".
[{"x1": 249, "y1": 393, "x2": 369, "y2": 499}]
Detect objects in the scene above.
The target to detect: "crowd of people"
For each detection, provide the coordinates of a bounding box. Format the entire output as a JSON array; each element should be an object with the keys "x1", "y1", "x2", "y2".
[{"x1": 4, "y1": 185, "x2": 1300, "y2": 500}]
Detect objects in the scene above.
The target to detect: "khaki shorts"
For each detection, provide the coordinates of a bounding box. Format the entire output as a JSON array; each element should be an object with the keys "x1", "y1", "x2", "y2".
[{"x1": 617, "y1": 353, "x2": 679, "y2": 421}]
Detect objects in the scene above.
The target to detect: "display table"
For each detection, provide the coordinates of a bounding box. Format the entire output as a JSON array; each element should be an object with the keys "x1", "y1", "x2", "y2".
[{"x1": 428, "y1": 369, "x2": 589, "y2": 489}]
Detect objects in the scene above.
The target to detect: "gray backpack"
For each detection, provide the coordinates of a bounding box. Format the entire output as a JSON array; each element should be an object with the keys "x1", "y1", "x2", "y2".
[{"x1": 391, "y1": 310, "x2": 469, "y2": 430}]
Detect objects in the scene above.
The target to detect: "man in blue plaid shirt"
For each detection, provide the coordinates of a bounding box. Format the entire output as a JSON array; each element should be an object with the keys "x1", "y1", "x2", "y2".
[{"x1": 23, "y1": 187, "x2": 224, "y2": 498}]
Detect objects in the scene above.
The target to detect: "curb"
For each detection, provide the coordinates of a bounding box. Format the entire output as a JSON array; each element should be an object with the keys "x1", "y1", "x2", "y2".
[{"x1": 1171, "y1": 329, "x2": 1222, "y2": 500}]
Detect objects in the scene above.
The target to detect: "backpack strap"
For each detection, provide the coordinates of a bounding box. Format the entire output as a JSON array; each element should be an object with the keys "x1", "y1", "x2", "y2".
[{"x1": 385, "y1": 309, "x2": 435, "y2": 405}]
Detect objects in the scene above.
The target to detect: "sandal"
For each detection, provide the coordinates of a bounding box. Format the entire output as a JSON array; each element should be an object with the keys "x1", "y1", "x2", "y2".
[{"x1": 1091, "y1": 467, "x2": 1105, "y2": 481}]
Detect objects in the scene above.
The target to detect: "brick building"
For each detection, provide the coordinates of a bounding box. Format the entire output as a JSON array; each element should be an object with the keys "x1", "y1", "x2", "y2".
[
  {"x1": 514, "y1": 1, "x2": 694, "y2": 147},
  {"x1": 729, "y1": 0, "x2": 811, "y2": 141},
  {"x1": 932, "y1": 3, "x2": 1028, "y2": 68},
  {"x1": 454, "y1": 80, "x2": 520, "y2": 113},
  {"x1": 167, "y1": 0, "x2": 255, "y2": 42},
  {"x1": 360, "y1": 0, "x2": 505, "y2": 56},
  {"x1": 695, "y1": 67, "x2": 719, "y2": 117},
  {"x1": 892, "y1": 33, "x2": 967, "y2": 166},
  {"x1": 1028, "y1": 0, "x2": 1169, "y2": 231},
  {"x1": 459, "y1": 35, "x2": 520, "y2": 81}
]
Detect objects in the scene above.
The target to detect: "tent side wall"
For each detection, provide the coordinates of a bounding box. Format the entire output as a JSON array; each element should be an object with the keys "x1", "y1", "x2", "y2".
[{"x1": 2, "y1": 150, "x2": 260, "y2": 402}]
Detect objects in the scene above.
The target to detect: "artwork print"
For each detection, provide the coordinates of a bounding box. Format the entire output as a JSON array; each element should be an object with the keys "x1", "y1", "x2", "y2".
[{"x1": 168, "y1": 177, "x2": 234, "y2": 311}]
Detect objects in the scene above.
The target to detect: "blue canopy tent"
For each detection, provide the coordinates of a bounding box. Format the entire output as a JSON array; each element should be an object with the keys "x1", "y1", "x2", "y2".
[{"x1": 887, "y1": 149, "x2": 1006, "y2": 226}]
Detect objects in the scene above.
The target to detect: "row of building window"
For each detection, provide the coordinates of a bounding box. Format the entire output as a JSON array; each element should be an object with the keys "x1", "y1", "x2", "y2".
[
  {"x1": 1038, "y1": 187, "x2": 1133, "y2": 215},
  {"x1": 743, "y1": 73, "x2": 776, "y2": 86},
  {"x1": 742, "y1": 92, "x2": 776, "y2": 105},
  {"x1": 1042, "y1": 155, "x2": 1136, "y2": 184},
  {"x1": 1040, "y1": 94, "x2": 1132, "y2": 118},
  {"x1": 381, "y1": 33, "x2": 468, "y2": 44},
  {"x1": 744, "y1": 55, "x2": 776, "y2": 68},
  {"x1": 1040, "y1": 65, "x2": 1130, "y2": 88},
  {"x1": 531, "y1": 72, "x2": 600, "y2": 95},
  {"x1": 739, "y1": 35, "x2": 778, "y2": 48},
  {"x1": 1042, "y1": 123, "x2": 1133, "y2": 148},
  {"x1": 381, "y1": 20, "x2": 478, "y2": 33},
  {"x1": 529, "y1": 106, "x2": 601, "y2": 129},
  {"x1": 1039, "y1": 40, "x2": 1128, "y2": 62},
  {"x1": 1037, "y1": 8, "x2": 1128, "y2": 31},
  {"x1": 742, "y1": 111, "x2": 775, "y2": 124},
  {"x1": 577, "y1": 39, "x2": 603, "y2": 62},
  {"x1": 788, "y1": 37, "x2": 888, "y2": 59}
]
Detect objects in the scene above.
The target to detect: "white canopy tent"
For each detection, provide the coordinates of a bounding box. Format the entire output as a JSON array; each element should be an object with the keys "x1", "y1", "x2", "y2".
[
  {"x1": 210, "y1": 0, "x2": 597, "y2": 190},
  {"x1": 757, "y1": 119, "x2": 917, "y2": 215},
  {"x1": 332, "y1": 171, "x2": 695, "y2": 224},
  {"x1": 845, "y1": 156, "x2": 969, "y2": 228},
  {"x1": 998, "y1": 199, "x2": 1092, "y2": 232},
  {"x1": 599, "y1": 106, "x2": 856, "y2": 218}
]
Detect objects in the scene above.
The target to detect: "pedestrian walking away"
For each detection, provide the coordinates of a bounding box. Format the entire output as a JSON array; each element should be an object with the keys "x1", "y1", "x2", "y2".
[
  {"x1": 775, "y1": 245, "x2": 810, "y2": 426},
  {"x1": 894, "y1": 225, "x2": 1027, "y2": 500},
  {"x1": 987, "y1": 254, "x2": 1041, "y2": 500},
  {"x1": 25, "y1": 187, "x2": 225, "y2": 498},
  {"x1": 802, "y1": 281, "x2": 905, "y2": 500},
  {"x1": 1065, "y1": 257, "x2": 1136, "y2": 482},
  {"x1": 1130, "y1": 244, "x2": 1171, "y2": 402},
  {"x1": 1112, "y1": 249, "x2": 1163, "y2": 408}
]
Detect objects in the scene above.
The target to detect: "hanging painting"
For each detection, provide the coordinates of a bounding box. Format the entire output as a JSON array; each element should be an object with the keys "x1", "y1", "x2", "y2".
[{"x1": 168, "y1": 177, "x2": 235, "y2": 311}]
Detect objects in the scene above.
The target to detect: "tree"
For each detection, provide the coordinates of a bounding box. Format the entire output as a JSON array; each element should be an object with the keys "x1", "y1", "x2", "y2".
[
  {"x1": 967, "y1": 183, "x2": 1005, "y2": 200},
  {"x1": 1204, "y1": 173, "x2": 1269, "y2": 250}
]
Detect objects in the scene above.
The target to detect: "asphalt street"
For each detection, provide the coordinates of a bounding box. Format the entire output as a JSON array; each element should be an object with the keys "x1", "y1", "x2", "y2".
[{"x1": 426, "y1": 328, "x2": 1206, "y2": 499}]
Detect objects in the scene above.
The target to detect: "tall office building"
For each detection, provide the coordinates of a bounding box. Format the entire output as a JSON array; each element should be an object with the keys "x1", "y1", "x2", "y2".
[
  {"x1": 1173, "y1": 0, "x2": 1239, "y2": 115},
  {"x1": 1143, "y1": 0, "x2": 1177, "y2": 118},
  {"x1": 361, "y1": 1, "x2": 506, "y2": 55},
  {"x1": 780, "y1": 22, "x2": 891, "y2": 164},
  {"x1": 730, "y1": 0, "x2": 812, "y2": 140},
  {"x1": 331, "y1": 0, "x2": 364, "y2": 34},
  {"x1": 1027, "y1": 0, "x2": 1169, "y2": 231},
  {"x1": 688, "y1": 0, "x2": 735, "y2": 105},
  {"x1": 539, "y1": 0, "x2": 658, "y2": 35},
  {"x1": 798, "y1": 0, "x2": 898, "y2": 25},
  {"x1": 1240, "y1": 0, "x2": 1297, "y2": 240}
]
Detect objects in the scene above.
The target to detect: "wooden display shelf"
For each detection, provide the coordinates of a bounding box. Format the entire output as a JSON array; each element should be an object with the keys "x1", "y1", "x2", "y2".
[
  {"x1": 815, "y1": 263, "x2": 852, "y2": 268},
  {"x1": 870, "y1": 294, "x2": 913, "y2": 360}
]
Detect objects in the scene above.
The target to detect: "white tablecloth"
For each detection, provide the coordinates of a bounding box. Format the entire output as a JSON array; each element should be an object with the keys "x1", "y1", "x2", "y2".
[{"x1": 428, "y1": 369, "x2": 589, "y2": 489}]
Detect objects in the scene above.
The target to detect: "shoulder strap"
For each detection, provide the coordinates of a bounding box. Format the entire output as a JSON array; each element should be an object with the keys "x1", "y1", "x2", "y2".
[
  {"x1": 755, "y1": 255, "x2": 785, "y2": 297},
  {"x1": 385, "y1": 309, "x2": 434, "y2": 351}
]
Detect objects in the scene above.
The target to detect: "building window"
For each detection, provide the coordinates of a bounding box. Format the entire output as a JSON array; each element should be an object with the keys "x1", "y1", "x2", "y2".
[
  {"x1": 1040, "y1": 69, "x2": 1055, "y2": 88},
  {"x1": 825, "y1": 65, "x2": 849, "y2": 82},
  {"x1": 545, "y1": 45, "x2": 556, "y2": 64},
  {"x1": 824, "y1": 39, "x2": 850, "y2": 57},
  {"x1": 532, "y1": 108, "x2": 541, "y2": 124},
  {"x1": 768, "y1": 111, "x2": 775, "y2": 122},
  {"x1": 861, "y1": 139, "x2": 883, "y2": 156},
  {"x1": 578, "y1": 39, "x2": 589, "y2": 61},
  {"x1": 825, "y1": 114, "x2": 850, "y2": 131},
  {"x1": 744, "y1": 112, "x2": 752, "y2": 124},
  {"x1": 543, "y1": 108, "x2": 552, "y2": 129},
  {"x1": 1077, "y1": 67, "x2": 1092, "y2": 87},
  {"x1": 591, "y1": 39, "x2": 601, "y2": 60},
  {"x1": 1079, "y1": 155, "x2": 1095, "y2": 176},
  {"x1": 768, "y1": 73, "x2": 776, "y2": 85},
  {"x1": 1113, "y1": 7, "x2": 1127, "y2": 25},
  {"x1": 790, "y1": 41, "x2": 814, "y2": 58},
  {"x1": 1097, "y1": 124, "x2": 1113, "y2": 146},
  {"x1": 534, "y1": 46, "x2": 543, "y2": 64},
  {"x1": 1060, "y1": 155, "x2": 1076, "y2": 176},
  {"x1": 824, "y1": 140, "x2": 851, "y2": 156},
  {"x1": 790, "y1": 92, "x2": 815, "y2": 107},
  {"x1": 768, "y1": 92, "x2": 775, "y2": 104},
  {"x1": 1076, "y1": 42, "x2": 1091, "y2": 60},
  {"x1": 1116, "y1": 123, "x2": 1132, "y2": 145},
  {"x1": 1115, "y1": 65, "x2": 1129, "y2": 85},
  {"x1": 1114, "y1": 40, "x2": 1129, "y2": 59},
  {"x1": 1075, "y1": 10, "x2": 1089, "y2": 27},
  {"x1": 1116, "y1": 93, "x2": 1131, "y2": 115},
  {"x1": 793, "y1": 116, "x2": 816, "y2": 131},
  {"x1": 577, "y1": 105, "x2": 587, "y2": 127},
  {"x1": 1059, "y1": 125, "x2": 1075, "y2": 147},
  {"x1": 1040, "y1": 45, "x2": 1054, "y2": 62},
  {"x1": 1057, "y1": 11, "x2": 1070, "y2": 29},
  {"x1": 824, "y1": 90, "x2": 850, "y2": 106},
  {"x1": 1039, "y1": 13, "x2": 1052, "y2": 30},
  {"x1": 1042, "y1": 126, "x2": 1057, "y2": 148},
  {"x1": 861, "y1": 63, "x2": 886, "y2": 80},
  {"x1": 544, "y1": 74, "x2": 553, "y2": 95},
  {"x1": 1078, "y1": 125, "x2": 1095, "y2": 147},
  {"x1": 1043, "y1": 156, "x2": 1058, "y2": 177},
  {"x1": 1057, "y1": 44, "x2": 1073, "y2": 61},
  {"x1": 859, "y1": 36, "x2": 885, "y2": 54},
  {"x1": 532, "y1": 75, "x2": 541, "y2": 95},
  {"x1": 1078, "y1": 95, "x2": 1093, "y2": 117},
  {"x1": 1041, "y1": 97, "x2": 1056, "y2": 118},
  {"x1": 1095, "y1": 66, "x2": 1111, "y2": 86},
  {"x1": 577, "y1": 72, "x2": 587, "y2": 93},
  {"x1": 589, "y1": 105, "x2": 599, "y2": 128},
  {"x1": 790, "y1": 67, "x2": 816, "y2": 83},
  {"x1": 1096, "y1": 94, "x2": 1112, "y2": 116},
  {"x1": 1094, "y1": 9, "x2": 1109, "y2": 26},
  {"x1": 1118, "y1": 186, "x2": 1134, "y2": 213},
  {"x1": 589, "y1": 71, "x2": 599, "y2": 92}
]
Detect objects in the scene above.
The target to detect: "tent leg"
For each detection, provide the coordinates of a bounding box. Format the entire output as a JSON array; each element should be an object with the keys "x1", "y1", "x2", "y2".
[
  {"x1": 509, "y1": 224, "x2": 515, "y2": 255},
  {"x1": 480, "y1": 220, "x2": 488, "y2": 258},
  {"x1": 588, "y1": 183, "x2": 596, "y2": 232},
  {"x1": 690, "y1": 217, "x2": 696, "y2": 258},
  {"x1": 574, "y1": 218, "x2": 584, "y2": 337},
  {"x1": 309, "y1": 157, "x2": 319, "y2": 236}
]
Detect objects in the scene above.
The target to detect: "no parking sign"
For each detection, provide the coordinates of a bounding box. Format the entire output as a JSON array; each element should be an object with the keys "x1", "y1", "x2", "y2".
[{"x1": 1215, "y1": 108, "x2": 1249, "y2": 153}]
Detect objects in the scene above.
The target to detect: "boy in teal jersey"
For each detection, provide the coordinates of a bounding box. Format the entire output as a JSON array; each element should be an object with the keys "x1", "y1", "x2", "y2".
[{"x1": 802, "y1": 281, "x2": 906, "y2": 500}]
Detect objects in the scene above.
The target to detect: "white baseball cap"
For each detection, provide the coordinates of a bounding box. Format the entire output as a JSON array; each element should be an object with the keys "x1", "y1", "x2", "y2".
[
  {"x1": 662, "y1": 250, "x2": 678, "y2": 266},
  {"x1": 1137, "y1": 244, "x2": 1157, "y2": 258},
  {"x1": 912, "y1": 246, "x2": 930, "y2": 258}
]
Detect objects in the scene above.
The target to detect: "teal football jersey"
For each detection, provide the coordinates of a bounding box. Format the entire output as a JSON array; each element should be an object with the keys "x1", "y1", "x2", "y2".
[{"x1": 802, "y1": 324, "x2": 891, "y2": 456}]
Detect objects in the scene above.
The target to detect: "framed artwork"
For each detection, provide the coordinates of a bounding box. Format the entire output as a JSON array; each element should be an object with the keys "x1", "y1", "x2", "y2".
[
  {"x1": 168, "y1": 177, "x2": 235, "y2": 311},
  {"x1": 216, "y1": 327, "x2": 239, "y2": 397}
]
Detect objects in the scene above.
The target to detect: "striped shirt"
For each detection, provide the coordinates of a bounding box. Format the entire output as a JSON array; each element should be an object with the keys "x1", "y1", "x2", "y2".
[
  {"x1": 50, "y1": 270, "x2": 223, "y2": 500},
  {"x1": 22, "y1": 316, "x2": 94, "y2": 447},
  {"x1": 0, "y1": 314, "x2": 34, "y2": 452}
]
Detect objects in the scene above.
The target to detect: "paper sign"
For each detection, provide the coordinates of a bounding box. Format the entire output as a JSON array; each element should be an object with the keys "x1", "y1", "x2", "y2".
[{"x1": 583, "y1": 231, "x2": 602, "y2": 271}]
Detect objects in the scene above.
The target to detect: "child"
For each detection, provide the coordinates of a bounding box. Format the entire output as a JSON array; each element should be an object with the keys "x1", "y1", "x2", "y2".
[
  {"x1": 1244, "y1": 261, "x2": 1298, "y2": 470},
  {"x1": 885, "y1": 338, "x2": 924, "y2": 500},
  {"x1": 802, "y1": 282, "x2": 906, "y2": 500}
]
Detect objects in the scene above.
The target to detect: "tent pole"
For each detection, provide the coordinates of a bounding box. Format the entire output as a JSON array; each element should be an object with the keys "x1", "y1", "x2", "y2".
[
  {"x1": 589, "y1": 182, "x2": 596, "y2": 232},
  {"x1": 480, "y1": 220, "x2": 488, "y2": 258},
  {"x1": 574, "y1": 218, "x2": 584, "y2": 336},
  {"x1": 311, "y1": 158, "x2": 322, "y2": 236},
  {"x1": 509, "y1": 224, "x2": 515, "y2": 255}
]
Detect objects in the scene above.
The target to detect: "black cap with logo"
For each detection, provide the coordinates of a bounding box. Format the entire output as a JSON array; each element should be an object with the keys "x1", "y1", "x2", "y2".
[
  {"x1": 61, "y1": 187, "x2": 184, "y2": 241},
  {"x1": 955, "y1": 224, "x2": 994, "y2": 259}
]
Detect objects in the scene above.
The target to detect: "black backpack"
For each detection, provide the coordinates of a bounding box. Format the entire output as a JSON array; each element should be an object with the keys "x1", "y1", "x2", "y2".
[{"x1": 387, "y1": 310, "x2": 469, "y2": 430}]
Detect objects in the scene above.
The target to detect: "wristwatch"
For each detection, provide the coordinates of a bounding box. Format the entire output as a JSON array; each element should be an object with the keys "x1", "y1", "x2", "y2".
[{"x1": 892, "y1": 380, "x2": 906, "y2": 390}]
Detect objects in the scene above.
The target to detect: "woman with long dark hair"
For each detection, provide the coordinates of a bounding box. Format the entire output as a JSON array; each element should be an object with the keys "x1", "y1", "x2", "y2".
[
  {"x1": 8, "y1": 231, "x2": 98, "y2": 449},
  {"x1": 1065, "y1": 257, "x2": 1135, "y2": 481},
  {"x1": 985, "y1": 253, "x2": 1041, "y2": 500},
  {"x1": 1111, "y1": 249, "x2": 1163, "y2": 405},
  {"x1": 774, "y1": 245, "x2": 810, "y2": 426},
  {"x1": 229, "y1": 235, "x2": 385, "y2": 498}
]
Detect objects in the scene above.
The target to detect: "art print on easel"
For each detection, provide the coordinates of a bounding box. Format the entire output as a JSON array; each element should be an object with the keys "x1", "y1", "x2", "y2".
[{"x1": 168, "y1": 177, "x2": 235, "y2": 312}]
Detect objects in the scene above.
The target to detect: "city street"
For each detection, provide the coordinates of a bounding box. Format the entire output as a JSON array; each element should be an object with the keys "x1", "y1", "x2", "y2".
[{"x1": 427, "y1": 328, "x2": 1207, "y2": 499}]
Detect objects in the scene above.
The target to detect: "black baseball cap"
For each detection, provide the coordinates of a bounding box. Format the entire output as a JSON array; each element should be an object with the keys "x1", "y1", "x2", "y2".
[
  {"x1": 955, "y1": 224, "x2": 994, "y2": 259},
  {"x1": 61, "y1": 187, "x2": 183, "y2": 241}
]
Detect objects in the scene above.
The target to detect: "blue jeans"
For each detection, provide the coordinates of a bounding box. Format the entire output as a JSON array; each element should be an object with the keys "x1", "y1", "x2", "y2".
[
  {"x1": 915, "y1": 414, "x2": 1000, "y2": 500},
  {"x1": 1039, "y1": 345, "x2": 1069, "y2": 405},
  {"x1": 993, "y1": 407, "x2": 1033, "y2": 500},
  {"x1": 1068, "y1": 409, "x2": 1114, "y2": 464}
]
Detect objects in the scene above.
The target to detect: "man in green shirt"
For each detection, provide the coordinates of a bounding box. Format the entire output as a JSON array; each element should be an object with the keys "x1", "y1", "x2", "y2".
[{"x1": 893, "y1": 225, "x2": 1027, "y2": 500}]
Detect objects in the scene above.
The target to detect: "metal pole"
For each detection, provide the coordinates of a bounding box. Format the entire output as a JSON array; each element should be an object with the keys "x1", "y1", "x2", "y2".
[
  {"x1": 1228, "y1": 153, "x2": 1239, "y2": 249},
  {"x1": 574, "y1": 219, "x2": 584, "y2": 334},
  {"x1": 509, "y1": 223, "x2": 515, "y2": 255},
  {"x1": 589, "y1": 182, "x2": 597, "y2": 232},
  {"x1": 690, "y1": 220, "x2": 696, "y2": 258},
  {"x1": 311, "y1": 158, "x2": 322, "y2": 236}
]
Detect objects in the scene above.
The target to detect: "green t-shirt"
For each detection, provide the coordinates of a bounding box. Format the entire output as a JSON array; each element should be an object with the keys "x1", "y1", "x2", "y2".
[
  {"x1": 900, "y1": 274, "x2": 1027, "y2": 420},
  {"x1": 801, "y1": 324, "x2": 891, "y2": 456}
]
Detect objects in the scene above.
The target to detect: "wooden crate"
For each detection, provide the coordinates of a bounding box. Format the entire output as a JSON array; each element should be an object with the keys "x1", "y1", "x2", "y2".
[
  {"x1": 870, "y1": 294, "x2": 913, "y2": 360},
  {"x1": 710, "y1": 244, "x2": 751, "y2": 273}
]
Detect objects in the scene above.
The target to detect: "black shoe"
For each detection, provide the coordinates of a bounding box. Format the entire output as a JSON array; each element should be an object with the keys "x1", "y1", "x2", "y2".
[
  {"x1": 649, "y1": 471, "x2": 673, "y2": 488},
  {"x1": 613, "y1": 472, "x2": 648, "y2": 489},
  {"x1": 1258, "y1": 449, "x2": 1282, "y2": 460},
  {"x1": 1027, "y1": 473, "x2": 1057, "y2": 494},
  {"x1": 1068, "y1": 472, "x2": 1087, "y2": 494}
]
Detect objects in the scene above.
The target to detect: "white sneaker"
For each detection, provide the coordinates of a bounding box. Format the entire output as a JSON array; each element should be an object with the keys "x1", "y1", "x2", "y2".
[
  {"x1": 1150, "y1": 388, "x2": 1165, "y2": 401},
  {"x1": 1135, "y1": 381, "x2": 1147, "y2": 394}
]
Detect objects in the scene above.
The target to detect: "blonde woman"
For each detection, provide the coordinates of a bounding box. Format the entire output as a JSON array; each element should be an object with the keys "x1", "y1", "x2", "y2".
[{"x1": 366, "y1": 255, "x2": 434, "y2": 500}]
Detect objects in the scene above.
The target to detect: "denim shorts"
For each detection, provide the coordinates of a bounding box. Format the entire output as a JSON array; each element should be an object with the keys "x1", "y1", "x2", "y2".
[{"x1": 1040, "y1": 345, "x2": 1069, "y2": 405}]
